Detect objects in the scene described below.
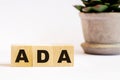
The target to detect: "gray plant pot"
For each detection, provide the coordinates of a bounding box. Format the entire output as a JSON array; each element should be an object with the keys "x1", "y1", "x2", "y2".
[{"x1": 80, "y1": 12, "x2": 120, "y2": 55}]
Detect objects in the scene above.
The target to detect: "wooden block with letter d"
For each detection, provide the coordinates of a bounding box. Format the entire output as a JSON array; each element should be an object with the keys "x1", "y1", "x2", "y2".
[
  {"x1": 11, "y1": 45, "x2": 33, "y2": 67},
  {"x1": 53, "y1": 45, "x2": 74, "y2": 67},
  {"x1": 33, "y1": 46, "x2": 53, "y2": 67}
]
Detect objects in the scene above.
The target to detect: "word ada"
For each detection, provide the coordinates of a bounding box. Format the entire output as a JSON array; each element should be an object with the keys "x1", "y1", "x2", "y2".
[{"x1": 11, "y1": 45, "x2": 74, "y2": 67}]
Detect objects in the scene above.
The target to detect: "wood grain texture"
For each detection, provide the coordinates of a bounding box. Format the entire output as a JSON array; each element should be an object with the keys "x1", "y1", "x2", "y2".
[
  {"x1": 53, "y1": 46, "x2": 74, "y2": 67},
  {"x1": 11, "y1": 45, "x2": 33, "y2": 67},
  {"x1": 33, "y1": 46, "x2": 53, "y2": 67}
]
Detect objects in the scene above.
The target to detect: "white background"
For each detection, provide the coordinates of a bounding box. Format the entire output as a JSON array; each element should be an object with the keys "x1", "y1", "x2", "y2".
[{"x1": 0, "y1": 0, "x2": 120, "y2": 80}]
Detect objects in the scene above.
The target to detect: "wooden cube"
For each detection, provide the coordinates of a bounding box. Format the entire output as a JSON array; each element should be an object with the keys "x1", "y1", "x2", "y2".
[
  {"x1": 11, "y1": 45, "x2": 33, "y2": 67},
  {"x1": 33, "y1": 46, "x2": 53, "y2": 67},
  {"x1": 53, "y1": 45, "x2": 74, "y2": 67}
]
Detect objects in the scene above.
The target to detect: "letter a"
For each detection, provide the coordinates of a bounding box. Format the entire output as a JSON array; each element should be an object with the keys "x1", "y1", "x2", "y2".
[
  {"x1": 15, "y1": 49, "x2": 29, "y2": 62},
  {"x1": 58, "y1": 50, "x2": 71, "y2": 63}
]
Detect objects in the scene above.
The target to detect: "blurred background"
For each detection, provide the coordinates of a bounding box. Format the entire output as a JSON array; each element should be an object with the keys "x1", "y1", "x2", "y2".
[
  {"x1": 0, "y1": 0, "x2": 84, "y2": 61},
  {"x1": 0, "y1": 0, "x2": 120, "y2": 80}
]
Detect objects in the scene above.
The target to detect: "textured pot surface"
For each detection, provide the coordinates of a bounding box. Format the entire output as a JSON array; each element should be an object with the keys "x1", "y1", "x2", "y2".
[
  {"x1": 80, "y1": 13, "x2": 120, "y2": 44},
  {"x1": 81, "y1": 42, "x2": 120, "y2": 55}
]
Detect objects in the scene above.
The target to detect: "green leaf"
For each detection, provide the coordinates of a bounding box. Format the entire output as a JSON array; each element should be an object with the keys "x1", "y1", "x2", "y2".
[
  {"x1": 101, "y1": 0, "x2": 119, "y2": 4},
  {"x1": 74, "y1": 5, "x2": 84, "y2": 11},
  {"x1": 117, "y1": 0, "x2": 120, "y2": 3},
  {"x1": 90, "y1": 0, "x2": 102, "y2": 6},
  {"x1": 82, "y1": 0, "x2": 91, "y2": 6},
  {"x1": 92, "y1": 5, "x2": 108, "y2": 12},
  {"x1": 110, "y1": 4, "x2": 120, "y2": 11},
  {"x1": 82, "y1": 0, "x2": 102, "y2": 6},
  {"x1": 104, "y1": 3, "x2": 110, "y2": 6},
  {"x1": 79, "y1": 0, "x2": 120, "y2": 12},
  {"x1": 82, "y1": 7, "x2": 93, "y2": 12}
]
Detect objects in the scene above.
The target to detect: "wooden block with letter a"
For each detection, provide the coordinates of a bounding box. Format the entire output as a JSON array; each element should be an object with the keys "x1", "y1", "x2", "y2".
[
  {"x1": 53, "y1": 45, "x2": 74, "y2": 67},
  {"x1": 11, "y1": 45, "x2": 33, "y2": 67},
  {"x1": 33, "y1": 46, "x2": 53, "y2": 67}
]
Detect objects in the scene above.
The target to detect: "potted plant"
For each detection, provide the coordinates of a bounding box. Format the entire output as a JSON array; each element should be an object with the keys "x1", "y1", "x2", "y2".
[{"x1": 75, "y1": 0, "x2": 120, "y2": 55}]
